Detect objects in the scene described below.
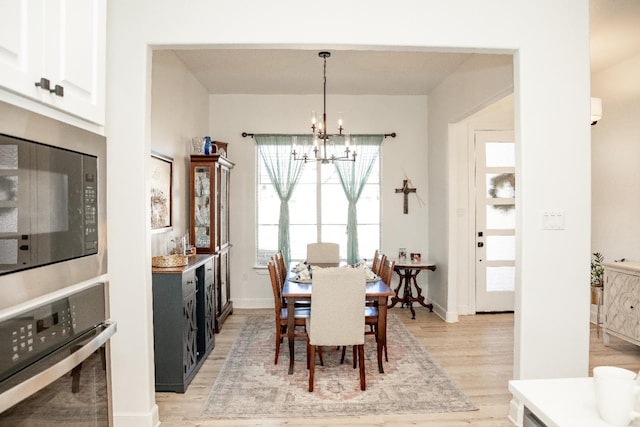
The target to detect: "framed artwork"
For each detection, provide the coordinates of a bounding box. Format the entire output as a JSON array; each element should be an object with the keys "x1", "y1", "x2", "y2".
[{"x1": 150, "y1": 151, "x2": 173, "y2": 231}]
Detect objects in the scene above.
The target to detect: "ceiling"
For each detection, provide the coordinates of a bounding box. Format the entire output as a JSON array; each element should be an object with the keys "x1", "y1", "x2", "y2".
[{"x1": 172, "y1": 0, "x2": 640, "y2": 96}]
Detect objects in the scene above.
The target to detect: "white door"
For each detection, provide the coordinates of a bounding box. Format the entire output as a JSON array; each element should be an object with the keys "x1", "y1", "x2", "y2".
[{"x1": 475, "y1": 130, "x2": 515, "y2": 312}]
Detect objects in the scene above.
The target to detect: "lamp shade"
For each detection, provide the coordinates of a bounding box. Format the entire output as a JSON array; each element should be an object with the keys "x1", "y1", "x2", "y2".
[{"x1": 591, "y1": 97, "x2": 602, "y2": 125}]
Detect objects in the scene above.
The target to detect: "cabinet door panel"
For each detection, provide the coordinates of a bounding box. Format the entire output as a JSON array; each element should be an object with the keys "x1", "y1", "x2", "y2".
[
  {"x1": 605, "y1": 270, "x2": 640, "y2": 341},
  {"x1": 43, "y1": 0, "x2": 105, "y2": 124},
  {"x1": 0, "y1": 0, "x2": 42, "y2": 98},
  {"x1": 182, "y1": 291, "x2": 197, "y2": 378}
]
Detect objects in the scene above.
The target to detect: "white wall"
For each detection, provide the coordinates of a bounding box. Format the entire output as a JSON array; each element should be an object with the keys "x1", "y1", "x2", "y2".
[
  {"x1": 428, "y1": 54, "x2": 514, "y2": 321},
  {"x1": 106, "y1": 1, "x2": 591, "y2": 425},
  {"x1": 208, "y1": 94, "x2": 429, "y2": 307},
  {"x1": 591, "y1": 53, "x2": 640, "y2": 261},
  {"x1": 450, "y1": 94, "x2": 515, "y2": 317},
  {"x1": 150, "y1": 50, "x2": 210, "y2": 256}
]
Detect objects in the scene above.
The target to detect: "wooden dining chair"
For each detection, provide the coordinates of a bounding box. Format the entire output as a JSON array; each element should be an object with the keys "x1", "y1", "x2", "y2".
[
  {"x1": 306, "y1": 267, "x2": 367, "y2": 392},
  {"x1": 267, "y1": 260, "x2": 310, "y2": 365},
  {"x1": 371, "y1": 250, "x2": 386, "y2": 276},
  {"x1": 274, "y1": 251, "x2": 287, "y2": 287},
  {"x1": 306, "y1": 242, "x2": 340, "y2": 266},
  {"x1": 379, "y1": 257, "x2": 395, "y2": 287},
  {"x1": 274, "y1": 251, "x2": 311, "y2": 309},
  {"x1": 366, "y1": 257, "x2": 395, "y2": 363}
]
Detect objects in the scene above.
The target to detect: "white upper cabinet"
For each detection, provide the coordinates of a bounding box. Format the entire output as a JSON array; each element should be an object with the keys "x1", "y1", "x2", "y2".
[{"x1": 0, "y1": 0, "x2": 106, "y2": 126}]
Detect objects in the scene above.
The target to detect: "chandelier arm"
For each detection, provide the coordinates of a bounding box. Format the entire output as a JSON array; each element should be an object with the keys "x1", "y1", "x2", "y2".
[{"x1": 244, "y1": 51, "x2": 397, "y2": 161}]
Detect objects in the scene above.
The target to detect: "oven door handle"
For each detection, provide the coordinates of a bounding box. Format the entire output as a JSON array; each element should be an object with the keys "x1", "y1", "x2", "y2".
[{"x1": 0, "y1": 320, "x2": 117, "y2": 413}]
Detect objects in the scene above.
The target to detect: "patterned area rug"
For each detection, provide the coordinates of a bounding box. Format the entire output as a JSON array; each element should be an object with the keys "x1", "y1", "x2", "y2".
[{"x1": 202, "y1": 314, "x2": 477, "y2": 419}]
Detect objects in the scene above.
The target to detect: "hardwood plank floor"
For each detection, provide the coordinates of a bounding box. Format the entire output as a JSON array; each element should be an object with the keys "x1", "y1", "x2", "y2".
[{"x1": 155, "y1": 308, "x2": 640, "y2": 426}]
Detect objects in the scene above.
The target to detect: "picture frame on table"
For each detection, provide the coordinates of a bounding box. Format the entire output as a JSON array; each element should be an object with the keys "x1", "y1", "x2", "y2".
[{"x1": 150, "y1": 151, "x2": 173, "y2": 232}]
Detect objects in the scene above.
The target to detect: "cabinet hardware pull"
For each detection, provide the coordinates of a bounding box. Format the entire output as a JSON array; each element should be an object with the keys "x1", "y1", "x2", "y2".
[
  {"x1": 50, "y1": 84, "x2": 64, "y2": 97},
  {"x1": 35, "y1": 78, "x2": 50, "y2": 90}
]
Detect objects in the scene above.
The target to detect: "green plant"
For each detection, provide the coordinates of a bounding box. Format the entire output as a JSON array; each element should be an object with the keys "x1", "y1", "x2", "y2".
[{"x1": 591, "y1": 252, "x2": 605, "y2": 287}]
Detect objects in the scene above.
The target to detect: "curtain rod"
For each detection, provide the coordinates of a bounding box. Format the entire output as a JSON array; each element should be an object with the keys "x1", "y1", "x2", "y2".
[{"x1": 241, "y1": 132, "x2": 397, "y2": 139}]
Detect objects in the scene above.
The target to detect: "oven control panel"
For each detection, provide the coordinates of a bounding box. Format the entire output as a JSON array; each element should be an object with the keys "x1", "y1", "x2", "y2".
[{"x1": 0, "y1": 282, "x2": 106, "y2": 383}]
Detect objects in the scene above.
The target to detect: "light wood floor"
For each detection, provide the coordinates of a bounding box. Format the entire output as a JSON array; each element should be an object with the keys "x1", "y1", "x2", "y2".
[{"x1": 155, "y1": 308, "x2": 640, "y2": 427}]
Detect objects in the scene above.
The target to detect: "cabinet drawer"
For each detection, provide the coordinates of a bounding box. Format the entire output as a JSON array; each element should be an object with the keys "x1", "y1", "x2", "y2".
[
  {"x1": 182, "y1": 270, "x2": 196, "y2": 296},
  {"x1": 204, "y1": 259, "x2": 215, "y2": 286}
]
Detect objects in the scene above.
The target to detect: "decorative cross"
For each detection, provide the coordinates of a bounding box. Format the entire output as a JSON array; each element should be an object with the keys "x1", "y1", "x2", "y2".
[{"x1": 395, "y1": 179, "x2": 417, "y2": 214}]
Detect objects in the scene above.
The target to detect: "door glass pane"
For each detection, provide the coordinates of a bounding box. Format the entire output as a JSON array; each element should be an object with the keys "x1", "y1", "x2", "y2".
[
  {"x1": 486, "y1": 204, "x2": 515, "y2": 229},
  {"x1": 486, "y1": 236, "x2": 515, "y2": 261},
  {"x1": 486, "y1": 266, "x2": 515, "y2": 292},
  {"x1": 486, "y1": 142, "x2": 515, "y2": 167},
  {"x1": 486, "y1": 173, "x2": 515, "y2": 198},
  {"x1": 0, "y1": 207, "x2": 17, "y2": 233}
]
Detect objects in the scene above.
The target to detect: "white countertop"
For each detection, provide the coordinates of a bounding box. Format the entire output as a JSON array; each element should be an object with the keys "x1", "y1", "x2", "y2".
[{"x1": 509, "y1": 377, "x2": 620, "y2": 427}]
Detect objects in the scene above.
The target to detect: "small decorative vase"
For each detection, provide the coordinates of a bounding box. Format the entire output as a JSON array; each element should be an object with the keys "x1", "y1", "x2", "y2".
[{"x1": 204, "y1": 136, "x2": 213, "y2": 155}]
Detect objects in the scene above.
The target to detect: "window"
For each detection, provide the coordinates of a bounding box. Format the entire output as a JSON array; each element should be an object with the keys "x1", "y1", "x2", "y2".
[{"x1": 256, "y1": 149, "x2": 380, "y2": 265}]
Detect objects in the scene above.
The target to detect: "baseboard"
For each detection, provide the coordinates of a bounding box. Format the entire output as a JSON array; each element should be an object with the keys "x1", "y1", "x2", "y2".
[
  {"x1": 233, "y1": 297, "x2": 272, "y2": 309},
  {"x1": 113, "y1": 404, "x2": 160, "y2": 427},
  {"x1": 508, "y1": 397, "x2": 522, "y2": 426},
  {"x1": 429, "y1": 300, "x2": 459, "y2": 323}
]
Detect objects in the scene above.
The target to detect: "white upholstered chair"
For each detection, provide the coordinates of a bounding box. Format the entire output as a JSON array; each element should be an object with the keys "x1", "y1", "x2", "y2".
[
  {"x1": 306, "y1": 267, "x2": 367, "y2": 392},
  {"x1": 306, "y1": 242, "x2": 340, "y2": 267}
]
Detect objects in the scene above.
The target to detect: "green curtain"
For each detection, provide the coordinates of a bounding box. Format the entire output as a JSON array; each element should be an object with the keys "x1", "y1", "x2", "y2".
[
  {"x1": 255, "y1": 135, "x2": 306, "y2": 265},
  {"x1": 334, "y1": 135, "x2": 383, "y2": 264}
]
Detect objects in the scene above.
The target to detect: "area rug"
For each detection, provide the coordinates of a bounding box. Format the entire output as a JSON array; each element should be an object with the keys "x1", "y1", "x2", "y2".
[{"x1": 201, "y1": 314, "x2": 476, "y2": 419}]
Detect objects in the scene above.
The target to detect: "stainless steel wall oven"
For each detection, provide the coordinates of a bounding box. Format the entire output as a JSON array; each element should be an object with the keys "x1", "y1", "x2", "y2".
[
  {"x1": 0, "y1": 282, "x2": 116, "y2": 426},
  {"x1": 0, "y1": 101, "x2": 113, "y2": 425}
]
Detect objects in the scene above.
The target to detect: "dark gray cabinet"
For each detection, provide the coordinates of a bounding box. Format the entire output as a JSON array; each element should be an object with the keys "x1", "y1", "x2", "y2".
[{"x1": 152, "y1": 255, "x2": 215, "y2": 392}]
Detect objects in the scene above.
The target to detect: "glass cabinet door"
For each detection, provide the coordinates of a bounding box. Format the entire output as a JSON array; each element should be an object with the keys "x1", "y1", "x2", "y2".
[
  {"x1": 194, "y1": 165, "x2": 212, "y2": 250},
  {"x1": 219, "y1": 165, "x2": 229, "y2": 247}
]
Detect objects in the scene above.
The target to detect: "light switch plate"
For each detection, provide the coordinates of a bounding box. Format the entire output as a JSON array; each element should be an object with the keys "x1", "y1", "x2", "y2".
[{"x1": 542, "y1": 211, "x2": 565, "y2": 230}]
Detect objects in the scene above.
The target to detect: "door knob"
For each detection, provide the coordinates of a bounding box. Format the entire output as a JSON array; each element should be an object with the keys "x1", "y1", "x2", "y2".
[{"x1": 477, "y1": 242, "x2": 484, "y2": 248}]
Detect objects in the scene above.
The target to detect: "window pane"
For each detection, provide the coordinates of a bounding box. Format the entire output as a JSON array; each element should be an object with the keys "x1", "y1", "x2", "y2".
[
  {"x1": 256, "y1": 143, "x2": 381, "y2": 265},
  {"x1": 290, "y1": 225, "x2": 318, "y2": 260},
  {"x1": 321, "y1": 225, "x2": 348, "y2": 259},
  {"x1": 486, "y1": 142, "x2": 515, "y2": 167},
  {"x1": 257, "y1": 183, "x2": 279, "y2": 224},
  {"x1": 486, "y1": 204, "x2": 515, "y2": 230},
  {"x1": 357, "y1": 185, "x2": 380, "y2": 224},
  {"x1": 321, "y1": 184, "x2": 347, "y2": 224},
  {"x1": 486, "y1": 173, "x2": 515, "y2": 199},
  {"x1": 357, "y1": 224, "x2": 380, "y2": 259},
  {"x1": 289, "y1": 182, "x2": 317, "y2": 224},
  {"x1": 486, "y1": 236, "x2": 515, "y2": 261},
  {"x1": 486, "y1": 266, "x2": 515, "y2": 292}
]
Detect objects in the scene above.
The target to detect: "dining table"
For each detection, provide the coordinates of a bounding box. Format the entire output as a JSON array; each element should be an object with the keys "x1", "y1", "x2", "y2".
[{"x1": 282, "y1": 268, "x2": 395, "y2": 375}]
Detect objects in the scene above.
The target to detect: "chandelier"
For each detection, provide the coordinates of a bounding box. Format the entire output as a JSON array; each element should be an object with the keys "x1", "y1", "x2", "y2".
[{"x1": 292, "y1": 51, "x2": 356, "y2": 163}]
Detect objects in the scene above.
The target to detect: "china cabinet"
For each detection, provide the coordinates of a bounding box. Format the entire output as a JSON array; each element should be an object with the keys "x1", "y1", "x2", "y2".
[
  {"x1": 189, "y1": 143, "x2": 234, "y2": 332},
  {"x1": 603, "y1": 261, "x2": 640, "y2": 347}
]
